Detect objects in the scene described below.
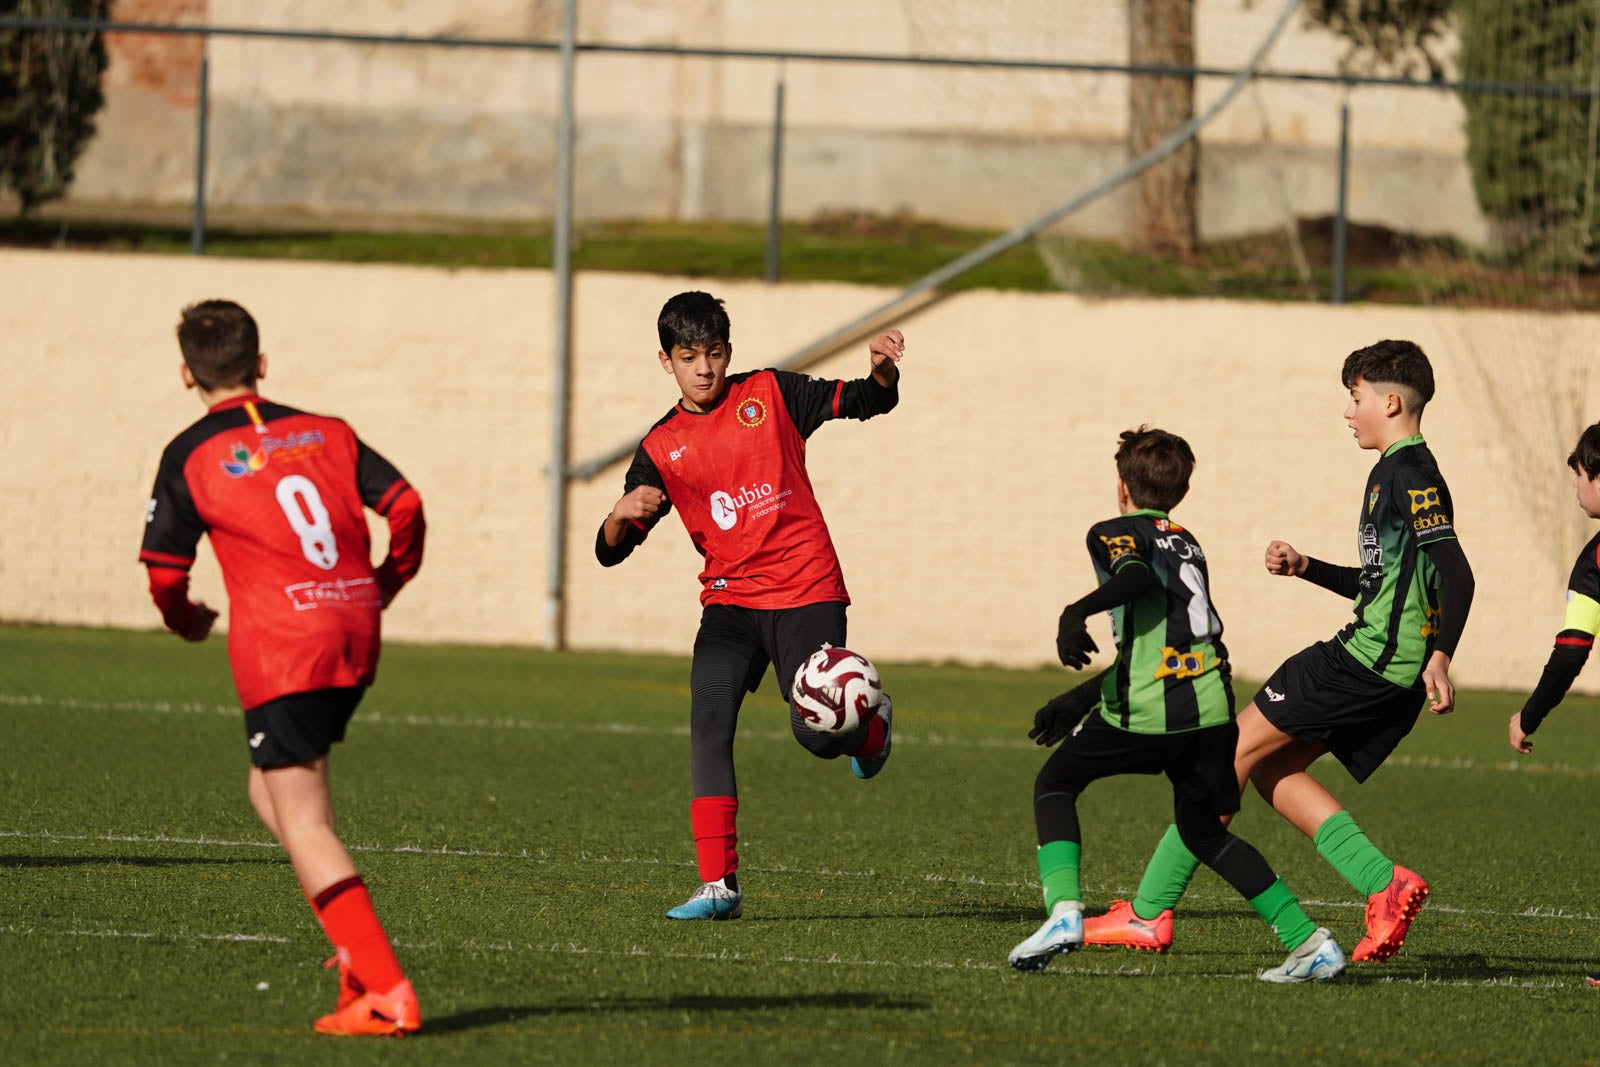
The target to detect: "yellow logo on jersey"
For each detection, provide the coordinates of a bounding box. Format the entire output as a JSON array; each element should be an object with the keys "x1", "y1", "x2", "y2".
[
  {"x1": 1408, "y1": 487, "x2": 1441, "y2": 514},
  {"x1": 1100, "y1": 534, "x2": 1137, "y2": 562},
  {"x1": 1155, "y1": 648, "x2": 1206, "y2": 680},
  {"x1": 1420, "y1": 604, "x2": 1441, "y2": 640}
]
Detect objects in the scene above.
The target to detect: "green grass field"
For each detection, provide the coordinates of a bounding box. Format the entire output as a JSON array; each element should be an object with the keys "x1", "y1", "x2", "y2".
[{"x1": 2, "y1": 624, "x2": 1597, "y2": 1065}]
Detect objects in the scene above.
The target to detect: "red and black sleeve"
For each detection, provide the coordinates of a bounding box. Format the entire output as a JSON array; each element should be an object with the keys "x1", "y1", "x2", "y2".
[
  {"x1": 596, "y1": 444, "x2": 669, "y2": 567},
  {"x1": 358, "y1": 440, "x2": 426, "y2": 603},
  {"x1": 772, "y1": 369, "x2": 898, "y2": 439},
  {"x1": 139, "y1": 442, "x2": 207, "y2": 634}
]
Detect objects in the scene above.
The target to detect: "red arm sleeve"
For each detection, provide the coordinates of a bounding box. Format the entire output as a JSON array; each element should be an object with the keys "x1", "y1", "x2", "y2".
[
  {"x1": 375, "y1": 485, "x2": 426, "y2": 604},
  {"x1": 146, "y1": 564, "x2": 200, "y2": 635}
]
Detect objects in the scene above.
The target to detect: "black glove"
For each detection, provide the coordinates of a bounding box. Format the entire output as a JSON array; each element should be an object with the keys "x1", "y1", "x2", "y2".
[
  {"x1": 1056, "y1": 607, "x2": 1098, "y2": 669},
  {"x1": 1028, "y1": 684, "x2": 1099, "y2": 747}
]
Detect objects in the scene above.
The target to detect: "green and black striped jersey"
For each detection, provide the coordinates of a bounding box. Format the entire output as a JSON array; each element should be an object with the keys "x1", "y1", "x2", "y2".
[
  {"x1": 1086, "y1": 509, "x2": 1234, "y2": 734},
  {"x1": 1336, "y1": 434, "x2": 1457, "y2": 686}
]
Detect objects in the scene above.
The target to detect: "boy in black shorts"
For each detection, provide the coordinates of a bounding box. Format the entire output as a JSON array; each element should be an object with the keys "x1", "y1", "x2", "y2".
[
  {"x1": 1009, "y1": 427, "x2": 1343, "y2": 982},
  {"x1": 1506, "y1": 421, "x2": 1600, "y2": 987},
  {"x1": 141, "y1": 301, "x2": 427, "y2": 1035},
  {"x1": 1089, "y1": 340, "x2": 1475, "y2": 963},
  {"x1": 596, "y1": 292, "x2": 903, "y2": 920}
]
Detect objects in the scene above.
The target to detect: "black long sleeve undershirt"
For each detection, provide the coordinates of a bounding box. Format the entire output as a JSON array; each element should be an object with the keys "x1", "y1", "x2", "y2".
[
  {"x1": 1298, "y1": 539, "x2": 1474, "y2": 658},
  {"x1": 1421, "y1": 537, "x2": 1474, "y2": 659},
  {"x1": 1299, "y1": 557, "x2": 1361, "y2": 599},
  {"x1": 595, "y1": 520, "x2": 646, "y2": 567},
  {"x1": 1066, "y1": 561, "x2": 1156, "y2": 616},
  {"x1": 1520, "y1": 638, "x2": 1593, "y2": 734}
]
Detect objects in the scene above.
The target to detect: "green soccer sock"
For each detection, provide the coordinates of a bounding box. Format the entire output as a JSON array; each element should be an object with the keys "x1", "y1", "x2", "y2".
[
  {"x1": 1037, "y1": 840, "x2": 1081, "y2": 912},
  {"x1": 1313, "y1": 810, "x2": 1395, "y2": 898},
  {"x1": 1247, "y1": 878, "x2": 1319, "y2": 951},
  {"x1": 1130, "y1": 825, "x2": 1201, "y2": 920}
]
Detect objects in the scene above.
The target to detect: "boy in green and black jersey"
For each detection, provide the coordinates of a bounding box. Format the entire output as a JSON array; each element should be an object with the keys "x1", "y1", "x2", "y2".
[
  {"x1": 1092, "y1": 340, "x2": 1475, "y2": 964},
  {"x1": 1007, "y1": 428, "x2": 1344, "y2": 983},
  {"x1": 1506, "y1": 422, "x2": 1600, "y2": 987}
]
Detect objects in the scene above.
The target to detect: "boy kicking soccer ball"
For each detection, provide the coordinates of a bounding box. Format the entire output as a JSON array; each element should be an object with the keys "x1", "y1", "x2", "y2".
[
  {"x1": 1506, "y1": 421, "x2": 1600, "y2": 988},
  {"x1": 596, "y1": 291, "x2": 901, "y2": 920},
  {"x1": 140, "y1": 301, "x2": 425, "y2": 1036},
  {"x1": 1010, "y1": 427, "x2": 1343, "y2": 983}
]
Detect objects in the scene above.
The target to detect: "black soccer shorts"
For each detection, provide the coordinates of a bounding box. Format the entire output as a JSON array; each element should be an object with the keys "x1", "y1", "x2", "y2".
[
  {"x1": 243, "y1": 686, "x2": 365, "y2": 769},
  {"x1": 1252, "y1": 639, "x2": 1425, "y2": 783},
  {"x1": 1041, "y1": 713, "x2": 1243, "y2": 817},
  {"x1": 694, "y1": 600, "x2": 848, "y2": 703}
]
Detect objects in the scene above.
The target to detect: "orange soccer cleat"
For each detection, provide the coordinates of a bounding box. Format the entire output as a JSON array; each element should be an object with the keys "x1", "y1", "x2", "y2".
[
  {"x1": 313, "y1": 977, "x2": 422, "y2": 1037},
  {"x1": 323, "y1": 948, "x2": 364, "y2": 1011},
  {"x1": 1082, "y1": 899, "x2": 1174, "y2": 953},
  {"x1": 1351, "y1": 865, "x2": 1429, "y2": 963}
]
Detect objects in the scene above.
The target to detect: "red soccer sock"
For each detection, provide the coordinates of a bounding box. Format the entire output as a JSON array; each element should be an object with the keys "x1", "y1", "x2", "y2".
[
  {"x1": 690, "y1": 796, "x2": 739, "y2": 883},
  {"x1": 850, "y1": 713, "x2": 887, "y2": 759},
  {"x1": 312, "y1": 875, "x2": 406, "y2": 995}
]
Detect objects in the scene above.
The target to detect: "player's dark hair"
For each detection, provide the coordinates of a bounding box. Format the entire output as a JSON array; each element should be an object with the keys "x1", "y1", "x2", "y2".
[
  {"x1": 1569, "y1": 422, "x2": 1600, "y2": 479},
  {"x1": 177, "y1": 300, "x2": 260, "y2": 390},
  {"x1": 1115, "y1": 426, "x2": 1195, "y2": 512},
  {"x1": 658, "y1": 291, "x2": 731, "y2": 353},
  {"x1": 1341, "y1": 339, "x2": 1435, "y2": 413}
]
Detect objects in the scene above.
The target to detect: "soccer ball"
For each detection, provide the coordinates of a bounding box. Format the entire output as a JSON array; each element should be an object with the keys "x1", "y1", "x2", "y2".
[{"x1": 791, "y1": 644, "x2": 883, "y2": 734}]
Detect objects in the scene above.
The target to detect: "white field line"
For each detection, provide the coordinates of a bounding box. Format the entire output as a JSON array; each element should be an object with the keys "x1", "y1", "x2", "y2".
[
  {"x1": 5, "y1": 692, "x2": 1599, "y2": 779},
  {"x1": 7, "y1": 828, "x2": 1600, "y2": 926},
  {"x1": 0, "y1": 924, "x2": 1578, "y2": 991}
]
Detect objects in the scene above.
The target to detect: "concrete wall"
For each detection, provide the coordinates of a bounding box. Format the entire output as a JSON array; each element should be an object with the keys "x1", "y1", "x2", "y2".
[
  {"x1": 65, "y1": 0, "x2": 1489, "y2": 243},
  {"x1": 3, "y1": 248, "x2": 1598, "y2": 698}
]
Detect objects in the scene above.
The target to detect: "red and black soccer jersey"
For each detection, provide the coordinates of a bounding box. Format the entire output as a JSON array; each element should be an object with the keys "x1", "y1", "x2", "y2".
[
  {"x1": 1519, "y1": 530, "x2": 1600, "y2": 733},
  {"x1": 596, "y1": 368, "x2": 897, "y2": 609},
  {"x1": 140, "y1": 395, "x2": 425, "y2": 711}
]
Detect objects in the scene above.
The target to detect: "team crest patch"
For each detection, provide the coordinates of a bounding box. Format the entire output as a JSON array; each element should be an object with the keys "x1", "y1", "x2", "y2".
[
  {"x1": 1368, "y1": 484, "x2": 1381, "y2": 515},
  {"x1": 1154, "y1": 647, "x2": 1206, "y2": 680},
  {"x1": 1408, "y1": 487, "x2": 1441, "y2": 514},
  {"x1": 735, "y1": 397, "x2": 768, "y2": 428}
]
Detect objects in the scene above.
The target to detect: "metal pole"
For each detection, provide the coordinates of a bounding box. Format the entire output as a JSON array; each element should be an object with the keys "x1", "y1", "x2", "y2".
[
  {"x1": 764, "y1": 67, "x2": 785, "y2": 283},
  {"x1": 1332, "y1": 95, "x2": 1350, "y2": 304},
  {"x1": 190, "y1": 49, "x2": 209, "y2": 255},
  {"x1": 545, "y1": 0, "x2": 577, "y2": 652}
]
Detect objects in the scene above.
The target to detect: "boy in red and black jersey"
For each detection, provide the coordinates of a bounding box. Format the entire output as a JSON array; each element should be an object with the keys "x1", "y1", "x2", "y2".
[
  {"x1": 140, "y1": 300, "x2": 425, "y2": 1036},
  {"x1": 597, "y1": 290, "x2": 903, "y2": 920}
]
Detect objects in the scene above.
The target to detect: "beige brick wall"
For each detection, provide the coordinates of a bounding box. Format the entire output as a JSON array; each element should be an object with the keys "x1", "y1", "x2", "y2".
[{"x1": 3, "y1": 249, "x2": 1598, "y2": 698}]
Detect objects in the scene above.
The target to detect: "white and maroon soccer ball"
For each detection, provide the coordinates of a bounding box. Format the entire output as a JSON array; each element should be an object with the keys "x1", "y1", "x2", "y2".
[{"x1": 790, "y1": 645, "x2": 883, "y2": 734}]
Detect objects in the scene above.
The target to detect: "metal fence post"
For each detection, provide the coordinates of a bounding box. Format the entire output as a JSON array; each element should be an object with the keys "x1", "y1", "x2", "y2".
[
  {"x1": 1332, "y1": 92, "x2": 1350, "y2": 304},
  {"x1": 190, "y1": 47, "x2": 209, "y2": 255},
  {"x1": 764, "y1": 65, "x2": 786, "y2": 284},
  {"x1": 545, "y1": 0, "x2": 577, "y2": 652}
]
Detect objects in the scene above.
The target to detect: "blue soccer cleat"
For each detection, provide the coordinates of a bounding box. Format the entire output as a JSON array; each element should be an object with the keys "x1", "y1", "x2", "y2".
[
  {"x1": 1259, "y1": 927, "x2": 1346, "y2": 983},
  {"x1": 1008, "y1": 901, "x2": 1084, "y2": 972},
  {"x1": 850, "y1": 695, "x2": 894, "y2": 780},
  {"x1": 666, "y1": 878, "x2": 743, "y2": 920}
]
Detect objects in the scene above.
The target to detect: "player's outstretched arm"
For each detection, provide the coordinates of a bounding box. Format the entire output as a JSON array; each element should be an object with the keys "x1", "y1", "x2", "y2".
[
  {"x1": 1269, "y1": 539, "x2": 1363, "y2": 598},
  {"x1": 868, "y1": 329, "x2": 904, "y2": 389}
]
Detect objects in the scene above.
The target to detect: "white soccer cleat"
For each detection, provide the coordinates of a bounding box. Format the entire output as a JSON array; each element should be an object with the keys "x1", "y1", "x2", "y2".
[
  {"x1": 1259, "y1": 927, "x2": 1346, "y2": 983},
  {"x1": 1008, "y1": 901, "x2": 1084, "y2": 972},
  {"x1": 666, "y1": 878, "x2": 743, "y2": 920}
]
